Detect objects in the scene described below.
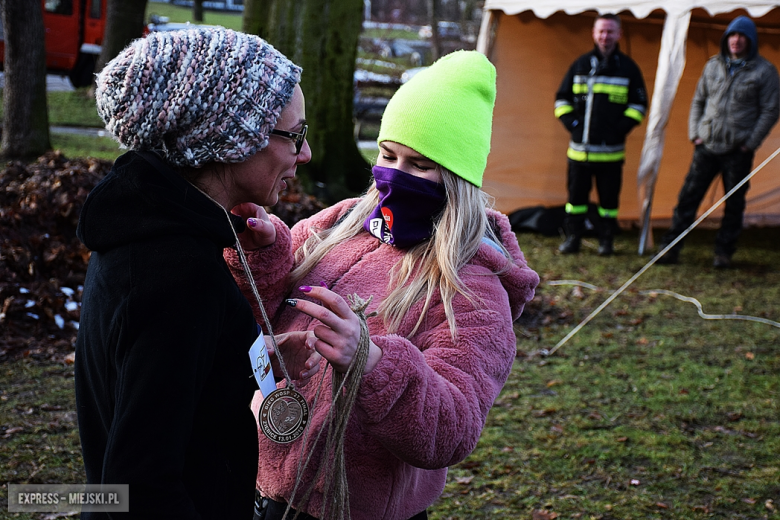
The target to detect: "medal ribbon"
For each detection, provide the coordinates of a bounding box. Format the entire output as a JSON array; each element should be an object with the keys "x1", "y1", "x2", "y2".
[
  {"x1": 192, "y1": 186, "x2": 297, "y2": 388},
  {"x1": 198, "y1": 185, "x2": 375, "y2": 518}
]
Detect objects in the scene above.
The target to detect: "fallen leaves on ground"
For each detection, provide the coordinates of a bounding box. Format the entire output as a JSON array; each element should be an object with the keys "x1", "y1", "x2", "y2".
[{"x1": 0, "y1": 152, "x2": 326, "y2": 362}]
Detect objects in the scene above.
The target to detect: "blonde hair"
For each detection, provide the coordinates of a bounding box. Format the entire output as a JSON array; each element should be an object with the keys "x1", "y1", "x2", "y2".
[{"x1": 289, "y1": 168, "x2": 511, "y2": 339}]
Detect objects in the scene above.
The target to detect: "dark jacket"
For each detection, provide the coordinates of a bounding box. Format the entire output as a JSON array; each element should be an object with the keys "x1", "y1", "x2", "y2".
[
  {"x1": 75, "y1": 151, "x2": 259, "y2": 519},
  {"x1": 555, "y1": 45, "x2": 647, "y2": 162},
  {"x1": 689, "y1": 16, "x2": 780, "y2": 154}
]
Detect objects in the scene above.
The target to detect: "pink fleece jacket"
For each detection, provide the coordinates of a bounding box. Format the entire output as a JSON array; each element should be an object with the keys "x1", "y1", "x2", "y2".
[{"x1": 225, "y1": 199, "x2": 539, "y2": 520}]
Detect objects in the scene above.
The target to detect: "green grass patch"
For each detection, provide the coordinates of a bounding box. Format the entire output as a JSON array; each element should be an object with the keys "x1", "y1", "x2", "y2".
[
  {"x1": 0, "y1": 360, "x2": 83, "y2": 517},
  {"x1": 1, "y1": 227, "x2": 778, "y2": 519},
  {"x1": 47, "y1": 90, "x2": 104, "y2": 127},
  {"x1": 431, "y1": 227, "x2": 780, "y2": 519},
  {"x1": 0, "y1": 87, "x2": 121, "y2": 160},
  {"x1": 361, "y1": 27, "x2": 421, "y2": 40},
  {"x1": 0, "y1": 88, "x2": 102, "y2": 128},
  {"x1": 51, "y1": 132, "x2": 123, "y2": 161}
]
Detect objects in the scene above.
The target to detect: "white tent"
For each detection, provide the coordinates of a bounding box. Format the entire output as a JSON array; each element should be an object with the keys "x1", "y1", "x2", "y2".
[{"x1": 477, "y1": 1, "x2": 780, "y2": 251}]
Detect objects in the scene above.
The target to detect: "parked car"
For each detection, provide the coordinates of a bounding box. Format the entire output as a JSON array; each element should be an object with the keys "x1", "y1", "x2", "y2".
[
  {"x1": 418, "y1": 21, "x2": 462, "y2": 40},
  {"x1": 378, "y1": 39, "x2": 427, "y2": 66},
  {"x1": 167, "y1": 0, "x2": 244, "y2": 11}
]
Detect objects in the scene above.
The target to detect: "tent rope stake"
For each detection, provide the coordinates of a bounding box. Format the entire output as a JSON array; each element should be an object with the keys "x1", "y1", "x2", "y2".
[{"x1": 546, "y1": 145, "x2": 780, "y2": 356}]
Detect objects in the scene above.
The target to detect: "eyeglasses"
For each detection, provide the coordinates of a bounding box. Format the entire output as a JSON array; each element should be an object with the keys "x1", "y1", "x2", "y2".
[{"x1": 270, "y1": 124, "x2": 308, "y2": 155}]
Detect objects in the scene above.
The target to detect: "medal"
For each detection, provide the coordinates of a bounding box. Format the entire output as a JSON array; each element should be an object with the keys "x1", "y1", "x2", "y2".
[
  {"x1": 258, "y1": 386, "x2": 310, "y2": 443},
  {"x1": 205, "y1": 188, "x2": 314, "y2": 445}
]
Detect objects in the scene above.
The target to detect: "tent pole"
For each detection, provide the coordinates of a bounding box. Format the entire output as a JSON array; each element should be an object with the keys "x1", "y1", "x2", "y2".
[
  {"x1": 635, "y1": 9, "x2": 691, "y2": 255},
  {"x1": 638, "y1": 191, "x2": 654, "y2": 254},
  {"x1": 477, "y1": 9, "x2": 498, "y2": 57}
]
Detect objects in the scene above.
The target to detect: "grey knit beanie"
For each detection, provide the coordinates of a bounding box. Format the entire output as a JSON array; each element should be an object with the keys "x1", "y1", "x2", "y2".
[{"x1": 95, "y1": 27, "x2": 302, "y2": 167}]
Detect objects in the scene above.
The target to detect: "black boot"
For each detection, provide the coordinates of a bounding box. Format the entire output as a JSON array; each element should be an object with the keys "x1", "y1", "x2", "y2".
[
  {"x1": 713, "y1": 253, "x2": 732, "y2": 269},
  {"x1": 657, "y1": 229, "x2": 684, "y2": 264},
  {"x1": 656, "y1": 244, "x2": 680, "y2": 264},
  {"x1": 559, "y1": 215, "x2": 584, "y2": 254},
  {"x1": 598, "y1": 218, "x2": 616, "y2": 256}
]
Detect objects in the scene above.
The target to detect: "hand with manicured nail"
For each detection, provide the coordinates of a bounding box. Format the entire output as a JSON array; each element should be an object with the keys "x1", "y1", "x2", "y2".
[
  {"x1": 269, "y1": 331, "x2": 322, "y2": 383},
  {"x1": 287, "y1": 287, "x2": 382, "y2": 374},
  {"x1": 230, "y1": 202, "x2": 276, "y2": 250}
]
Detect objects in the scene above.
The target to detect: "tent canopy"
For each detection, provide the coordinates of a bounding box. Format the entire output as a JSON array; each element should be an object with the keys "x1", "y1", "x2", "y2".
[
  {"x1": 478, "y1": 0, "x2": 780, "y2": 242},
  {"x1": 482, "y1": 0, "x2": 780, "y2": 18}
]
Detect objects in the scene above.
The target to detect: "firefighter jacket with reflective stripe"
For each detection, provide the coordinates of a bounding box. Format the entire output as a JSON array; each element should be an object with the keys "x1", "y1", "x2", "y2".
[{"x1": 555, "y1": 45, "x2": 648, "y2": 163}]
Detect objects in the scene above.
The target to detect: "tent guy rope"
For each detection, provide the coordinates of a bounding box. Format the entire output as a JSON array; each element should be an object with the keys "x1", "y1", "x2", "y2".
[
  {"x1": 641, "y1": 289, "x2": 780, "y2": 328},
  {"x1": 546, "y1": 281, "x2": 780, "y2": 327}
]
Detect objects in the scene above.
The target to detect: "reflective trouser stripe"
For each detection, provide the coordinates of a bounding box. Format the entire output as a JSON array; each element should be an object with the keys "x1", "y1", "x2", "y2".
[
  {"x1": 598, "y1": 207, "x2": 619, "y2": 218},
  {"x1": 565, "y1": 203, "x2": 589, "y2": 215},
  {"x1": 567, "y1": 148, "x2": 625, "y2": 162}
]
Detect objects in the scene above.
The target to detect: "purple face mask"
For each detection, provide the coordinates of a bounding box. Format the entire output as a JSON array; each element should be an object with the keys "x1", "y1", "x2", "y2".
[{"x1": 363, "y1": 165, "x2": 447, "y2": 249}]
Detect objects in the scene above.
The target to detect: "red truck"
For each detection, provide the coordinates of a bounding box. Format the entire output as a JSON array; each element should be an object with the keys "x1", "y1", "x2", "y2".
[{"x1": 0, "y1": 0, "x2": 107, "y2": 88}]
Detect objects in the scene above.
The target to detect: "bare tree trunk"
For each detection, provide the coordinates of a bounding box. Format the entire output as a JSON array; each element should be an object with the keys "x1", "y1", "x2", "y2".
[
  {"x1": 193, "y1": 0, "x2": 204, "y2": 22},
  {"x1": 0, "y1": 0, "x2": 50, "y2": 160},
  {"x1": 95, "y1": 0, "x2": 149, "y2": 74},
  {"x1": 427, "y1": 0, "x2": 441, "y2": 62},
  {"x1": 242, "y1": 0, "x2": 272, "y2": 38},
  {"x1": 245, "y1": 0, "x2": 370, "y2": 202},
  {"x1": 462, "y1": 0, "x2": 476, "y2": 21}
]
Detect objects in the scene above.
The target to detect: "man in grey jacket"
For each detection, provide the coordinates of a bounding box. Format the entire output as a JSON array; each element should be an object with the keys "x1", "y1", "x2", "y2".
[{"x1": 658, "y1": 15, "x2": 779, "y2": 268}]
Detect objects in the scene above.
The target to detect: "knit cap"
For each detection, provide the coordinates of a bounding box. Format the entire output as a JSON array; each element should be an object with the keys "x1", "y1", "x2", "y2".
[
  {"x1": 377, "y1": 50, "x2": 496, "y2": 187},
  {"x1": 95, "y1": 27, "x2": 301, "y2": 167}
]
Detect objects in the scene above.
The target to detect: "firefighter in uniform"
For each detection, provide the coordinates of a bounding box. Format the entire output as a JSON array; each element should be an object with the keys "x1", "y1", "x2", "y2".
[{"x1": 554, "y1": 13, "x2": 647, "y2": 255}]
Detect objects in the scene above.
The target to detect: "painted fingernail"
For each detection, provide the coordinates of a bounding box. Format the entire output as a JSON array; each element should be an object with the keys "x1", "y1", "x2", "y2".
[
  {"x1": 284, "y1": 299, "x2": 297, "y2": 307},
  {"x1": 247, "y1": 218, "x2": 257, "y2": 228},
  {"x1": 319, "y1": 280, "x2": 328, "y2": 288},
  {"x1": 299, "y1": 286, "x2": 312, "y2": 292}
]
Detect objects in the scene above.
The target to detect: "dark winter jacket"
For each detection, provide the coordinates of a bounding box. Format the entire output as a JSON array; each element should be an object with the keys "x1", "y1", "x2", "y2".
[
  {"x1": 555, "y1": 45, "x2": 647, "y2": 162},
  {"x1": 690, "y1": 16, "x2": 780, "y2": 154},
  {"x1": 75, "y1": 151, "x2": 259, "y2": 519}
]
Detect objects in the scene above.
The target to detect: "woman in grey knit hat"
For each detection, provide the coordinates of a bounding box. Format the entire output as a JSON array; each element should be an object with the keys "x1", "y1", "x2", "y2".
[{"x1": 75, "y1": 27, "x2": 319, "y2": 519}]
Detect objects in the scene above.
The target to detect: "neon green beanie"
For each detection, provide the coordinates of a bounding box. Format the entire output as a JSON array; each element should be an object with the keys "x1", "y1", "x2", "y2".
[{"x1": 377, "y1": 50, "x2": 496, "y2": 187}]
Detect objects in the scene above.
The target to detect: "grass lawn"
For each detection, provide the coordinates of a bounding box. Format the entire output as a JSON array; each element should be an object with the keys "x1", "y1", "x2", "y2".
[
  {"x1": 47, "y1": 90, "x2": 104, "y2": 128},
  {"x1": 362, "y1": 27, "x2": 421, "y2": 40},
  {"x1": 51, "y1": 133, "x2": 124, "y2": 161},
  {"x1": 433, "y1": 226, "x2": 780, "y2": 519},
  {"x1": 0, "y1": 89, "x2": 102, "y2": 128},
  {"x1": 0, "y1": 88, "x2": 123, "y2": 161},
  {"x1": 2, "y1": 226, "x2": 778, "y2": 518}
]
